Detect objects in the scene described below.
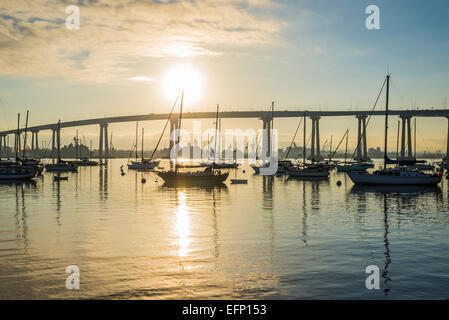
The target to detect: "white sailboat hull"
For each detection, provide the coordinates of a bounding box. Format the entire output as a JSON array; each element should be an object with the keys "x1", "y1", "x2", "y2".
[
  {"x1": 127, "y1": 160, "x2": 159, "y2": 170},
  {"x1": 348, "y1": 172, "x2": 441, "y2": 185}
]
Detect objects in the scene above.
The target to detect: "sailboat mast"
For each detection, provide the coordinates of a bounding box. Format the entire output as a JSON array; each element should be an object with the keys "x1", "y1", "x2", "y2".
[
  {"x1": 57, "y1": 120, "x2": 61, "y2": 164},
  {"x1": 141, "y1": 128, "x2": 144, "y2": 160},
  {"x1": 214, "y1": 104, "x2": 219, "y2": 164},
  {"x1": 285, "y1": 117, "x2": 302, "y2": 160},
  {"x1": 175, "y1": 91, "x2": 184, "y2": 172},
  {"x1": 414, "y1": 118, "x2": 417, "y2": 158},
  {"x1": 383, "y1": 75, "x2": 390, "y2": 169},
  {"x1": 135, "y1": 121, "x2": 138, "y2": 161},
  {"x1": 75, "y1": 130, "x2": 79, "y2": 161},
  {"x1": 22, "y1": 110, "x2": 29, "y2": 160},
  {"x1": 396, "y1": 120, "x2": 400, "y2": 159},
  {"x1": 16, "y1": 113, "x2": 20, "y2": 161},
  {"x1": 344, "y1": 130, "x2": 348, "y2": 165}
]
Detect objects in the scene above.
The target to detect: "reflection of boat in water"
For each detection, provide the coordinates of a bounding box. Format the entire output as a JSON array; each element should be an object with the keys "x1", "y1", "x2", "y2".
[{"x1": 350, "y1": 184, "x2": 441, "y2": 195}]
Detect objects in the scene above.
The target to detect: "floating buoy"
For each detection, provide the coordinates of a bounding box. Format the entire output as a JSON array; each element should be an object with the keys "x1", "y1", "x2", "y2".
[
  {"x1": 242, "y1": 170, "x2": 246, "y2": 174},
  {"x1": 141, "y1": 178, "x2": 146, "y2": 183},
  {"x1": 121, "y1": 172, "x2": 125, "y2": 176},
  {"x1": 336, "y1": 180, "x2": 342, "y2": 186}
]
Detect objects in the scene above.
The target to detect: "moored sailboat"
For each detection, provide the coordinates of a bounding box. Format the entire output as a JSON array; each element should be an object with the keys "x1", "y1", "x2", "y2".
[
  {"x1": 44, "y1": 120, "x2": 78, "y2": 172},
  {"x1": 154, "y1": 92, "x2": 229, "y2": 185},
  {"x1": 348, "y1": 75, "x2": 441, "y2": 186},
  {"x1": 285, "y1": 112, "x2": 330, "y2": 178},
  {"x1": 127, "y1": 124, "x2": 160, "y2": 170}
]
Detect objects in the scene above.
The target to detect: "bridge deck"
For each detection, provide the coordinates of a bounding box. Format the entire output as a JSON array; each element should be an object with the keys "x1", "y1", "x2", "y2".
[{"x1": 1, "y1": 109, "x2": 448, "y2": 135}]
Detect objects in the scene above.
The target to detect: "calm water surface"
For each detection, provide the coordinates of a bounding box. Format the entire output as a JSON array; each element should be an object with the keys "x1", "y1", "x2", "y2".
[{"x1": 1, "y1": 159, "x2": 448, "y2": 299}]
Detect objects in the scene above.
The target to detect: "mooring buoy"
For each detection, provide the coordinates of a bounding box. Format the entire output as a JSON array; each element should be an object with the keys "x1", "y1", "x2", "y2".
[{"x1": 336, "y1": 180, "x2": 342, "y2": 186}]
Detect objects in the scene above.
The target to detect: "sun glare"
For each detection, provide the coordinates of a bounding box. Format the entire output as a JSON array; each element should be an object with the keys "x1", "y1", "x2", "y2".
[{"x1": 163, "y1": 65, "x2": 202, "y2": 102}]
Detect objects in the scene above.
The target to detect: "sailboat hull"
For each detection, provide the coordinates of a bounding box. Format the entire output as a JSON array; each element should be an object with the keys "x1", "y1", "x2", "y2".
[
  {"x1": 155, "y1": 171, "x2": 229, "y2": 184},
  {"x1": 336, "y1": 163, "x2": 373, "y2": 172},
  {"x1": 44, "y1": 164, "x2": 77, "y2": 172},
  {"x1": 127, "y1": 160, "x2": 160, "y2": 170},
  {"x1": 348, "y1": 172, "x2": 441, "y2": 185},
  {"x1": 286, "y1": 168, "x2": 330, "y2": 178}
]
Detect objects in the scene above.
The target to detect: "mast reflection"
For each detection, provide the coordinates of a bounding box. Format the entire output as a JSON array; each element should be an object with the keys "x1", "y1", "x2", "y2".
[{"x1": 349, "y1": 184, "x2": 442, "y2": 295}]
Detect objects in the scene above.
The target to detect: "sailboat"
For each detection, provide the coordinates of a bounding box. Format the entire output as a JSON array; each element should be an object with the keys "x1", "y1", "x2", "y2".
[
  {"x1": 286, "y1": 112, "x2": 330, "y2": 178},
  {"x1": 155, "y1": 91, "x2": 229, "y2": 185},
  {"x1": 348, "y1": 75, "x2": 441, "y2": 185},
  {"x1": 335, "y1": 129, "x2": 373, "y2": 172},
  {"x1": 1, "y1": 112, "x2": 41, "y2": 181},
  {"x1": 205, "y1": 105, "x2": 238, "y2": 169},
  {"x1": 251, "y1": 101, "x2": 276, "y2": 174},
  {"x1": 72, "y1": 134, "x2": 98, "y2": 166},
  {"x1": 128, "y1": 124, "x2": 160, "y2": 170},
  {"x1": 44, "y1": 120, "x2": 78, "y2": 172}
]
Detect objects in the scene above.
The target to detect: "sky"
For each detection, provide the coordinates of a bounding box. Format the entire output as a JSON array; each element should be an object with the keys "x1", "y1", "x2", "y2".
[{"x1": 1, "y1": 0, "x2": 449, "y2": 152}]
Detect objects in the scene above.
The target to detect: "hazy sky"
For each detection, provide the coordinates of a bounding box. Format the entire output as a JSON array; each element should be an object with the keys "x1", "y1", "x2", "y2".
[{"x1": 1, "y1": 0, "x2": 449, "y2": 151}]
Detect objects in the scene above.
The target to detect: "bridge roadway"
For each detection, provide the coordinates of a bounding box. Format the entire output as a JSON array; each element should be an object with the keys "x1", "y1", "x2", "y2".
[
  {"x1": 1, "y1": 108, "x2": 449, "y2": 162},
  {"x1": 0, "y1": 109, "x2": 448, "y2": 135}
]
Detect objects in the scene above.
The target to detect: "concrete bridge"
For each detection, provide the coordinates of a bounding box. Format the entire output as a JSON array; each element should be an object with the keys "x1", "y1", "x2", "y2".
[{"x1": 1, "y1": 108, "x2": 449, "y2": 162}]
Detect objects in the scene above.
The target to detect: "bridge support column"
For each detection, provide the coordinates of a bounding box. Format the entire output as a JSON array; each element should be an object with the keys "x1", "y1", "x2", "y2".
[
  {"x1": 310, "y1": 118, "x2": 315, "y2": 161},
  {"x1": 99, "y1": 124, "x2": 104, "y2": 163},
  {"x1": 315, "y1": 117, "x2": 321, "y2": 160},
  {"x1": 354, "y1": 115, "x2": 370, "y2": 162},
  {"x1": 407, "y1": 117, "x2": 412, "y2": 159},
  {"x1": 56, "y1": 125, "x2": 61, "y2": 161},
  {"x1": 35, "y1": 131, "x2": 39, "y2": 157},
  {"x1": 362, "y1": 117, "x2": 368, "y2": 161},
  {"x1": 0, "y1": 135, "x2": 3, "y2": 159},
  {"x1": 169, "y1": 118, "x2": 179, "y2": 161},
  {"x1": 51, "y1": 128, "x2": 56, "y2": 164},
  {"x1": 98, "y1": 123, "x2": 109, "y2": 163},
  {"x1": 399, "y1": 115, "x2": 414, "y2": 160},
  {"x1": 444, "y1": 117, "x2": 449, "y2": 162},
  {"x1": 104, "y1": 124, "x2": 109, "y2": 162},
  {"x1": 31, "y1": 131, "x2": 35, "y2": 155},
  {"x1": 308, "y1": 116, "x2": 323, "y2": 162},
  {"x1": 262, "y1": 118, "x2": 272, "y2": 157}
]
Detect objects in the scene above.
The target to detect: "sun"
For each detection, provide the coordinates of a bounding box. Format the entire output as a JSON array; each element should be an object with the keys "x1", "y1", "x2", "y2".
[{"x1": 163, "y1": 65, "x2": 202, "y2": 102}]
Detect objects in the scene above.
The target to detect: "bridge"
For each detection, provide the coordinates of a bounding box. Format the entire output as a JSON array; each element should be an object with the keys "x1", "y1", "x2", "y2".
[{"x1": 1, "y1": 108, "x2": 449, "y2": 162}]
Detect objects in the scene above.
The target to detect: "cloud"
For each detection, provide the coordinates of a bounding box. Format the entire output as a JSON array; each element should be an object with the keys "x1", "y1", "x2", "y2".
[
  {"x1": 0, "y1": 0, "x2": 285, "y2": 81},
  {"x1": 129, "y1": 76, "x2": 154, "y2": 82}
]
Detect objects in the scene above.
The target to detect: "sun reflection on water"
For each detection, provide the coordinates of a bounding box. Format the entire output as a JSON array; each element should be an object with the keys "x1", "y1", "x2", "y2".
[{"x1": 175, "y1": 190, "x2": 191, "y2": 258}]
